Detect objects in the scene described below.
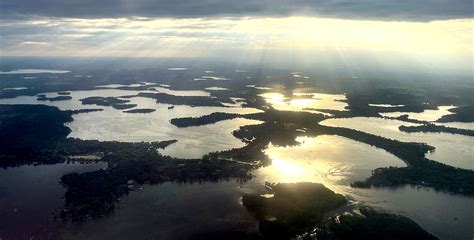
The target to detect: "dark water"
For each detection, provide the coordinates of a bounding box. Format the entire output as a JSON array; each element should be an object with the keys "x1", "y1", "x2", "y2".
[
  {"x1": 0, "y1": 161, "x2": 473, "y2": 240},
  {"x1": 0, "y1": 162, "x2": 107, "y2": 239},
  {"x1": 59, "y1": 181, "x2": 259, "y2": 240},
  {"x1": 57, "y1": 179, "x2": 474, "y2": 240}
]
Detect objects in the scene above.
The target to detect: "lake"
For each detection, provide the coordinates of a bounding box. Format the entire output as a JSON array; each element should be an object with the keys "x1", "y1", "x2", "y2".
[
  {"x1": 0, "y1": 162, "x2": 107, "y2": 239},
  {"x1": 0, "y1": 87, "x2": 263, "y2": 159},
  {"x1": 320, "y1": 117, "x2": 474, "y2": 170}
]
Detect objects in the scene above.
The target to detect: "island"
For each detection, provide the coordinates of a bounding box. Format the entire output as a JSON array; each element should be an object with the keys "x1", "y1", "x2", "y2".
[
  {"x1": 37, "y1": 95, "x2": 72, "y2": 101},
  {"x1": 137, "y1": 92, "x2": 226, "y2": 107},
  {"x1": 172, "y1": 110, "x2": 474, "y2": 196},
  {"x1": 123, "y1": 108, "x2": 156, "y2": 113},
  {"x1": 399, "y1": 124, "x2": 474, "y2": 136},
  {"x1": 241, "y1": 182, "x2": 437, "y2": 240},
  {"x1": 80, "y1": 96, "x2": 137, "y2": 110},
  {"x1": 437, "y1": 105, "x2": 474, "y2": 123}
]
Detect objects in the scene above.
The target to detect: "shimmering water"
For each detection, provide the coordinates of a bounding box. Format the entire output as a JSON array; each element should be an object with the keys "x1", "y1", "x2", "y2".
[
  {"x1": 56, "y1": 171, "x2": 474, "y2": 240},
  {"x1": 0, "y1": 69, "x2": 70, "y2": 74},
  {"x1": 205, "y1": 87, "x2": 229, "y2": 91},
  {"x1": 150, "y1": 86, "x2": 211, "y2": 97},
  {"x1": 321, "y1": 117, "x2": 474, "y2": 170},
  {"x1": 338, "y1": 185, "x2": 474, "y2": 240},
  {"x1": 0, "y1": 88, "x2": 263, "y2": 159},
  {"x1": 69, "y1": 107, "x2": 262, "y2": 159},
  {"x1": 259, "y1": 92, "x2": 348, "y2": 115},
  {"x1": 0, "y1": 84, "x2": 472, "y2": 239},
  {"x1": 258, "y1": 135, "x2": 405, "y2": 185},
  {"x1": 380, "y1": 105, "x2": 455, "y2": 122},
  {"x1": 368, "y1": 104, "x2": 405, "y2": 107},
  {"x1": 248, "y1": 134, "x2": 473, "y2": 239},
  {"x1": 2, "y1": 87, "x2": 29, "y2": 91}
]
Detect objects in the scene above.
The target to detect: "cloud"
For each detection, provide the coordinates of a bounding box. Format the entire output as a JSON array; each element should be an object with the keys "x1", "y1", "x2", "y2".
[
  {"x1": 0, "y1": 0, "x2": 472, "y2": 21},
  {"x1": 1, "y1": 17, "x2": 472, "y2": 58}
]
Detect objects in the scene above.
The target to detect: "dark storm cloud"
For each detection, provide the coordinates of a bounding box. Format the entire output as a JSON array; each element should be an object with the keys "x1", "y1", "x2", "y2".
[{"x1": 0, "y1": 0, "x2": 472, "y2": 21}]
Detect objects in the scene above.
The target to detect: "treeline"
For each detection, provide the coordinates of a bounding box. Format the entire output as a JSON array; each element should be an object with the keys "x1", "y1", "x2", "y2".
[
  {"x1": 170, "y1": 112, "x2": 241, "y2": 127},
  {"x1": 80, "y1": 96, "x2": 137, "y2": 110},
  {"x1": 241, "y1": 182, "x2": 437, "y2": 240},
  {"x1": 437, "y1": 105, "x2": 474, "y2": 123},
  {"x1": 399, "y1": 124, "x2": 474, "y2": 136},
  {"x1": 137, "y1": 92, "x2": 226, "y2": 107}
]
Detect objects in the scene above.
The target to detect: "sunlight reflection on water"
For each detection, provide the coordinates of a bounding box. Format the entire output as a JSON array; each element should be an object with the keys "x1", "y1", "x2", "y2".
[
  {"x1": 259, "y1": 92, "x2": 347, "y2": 115},
  {"x1": 256, "y1": 135, "x2": 405, "y2": 186},
  {"x1": 0, "y1": 87, "x2": 263, "y2": 159},
  {"x1": 321, "y1": 117, "x2": 474, "y2": 170}
]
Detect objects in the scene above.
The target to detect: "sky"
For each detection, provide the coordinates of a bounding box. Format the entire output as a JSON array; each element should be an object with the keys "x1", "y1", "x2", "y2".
[{"x1": 0, "y1": 0, "x2": 473, "y2": 73}]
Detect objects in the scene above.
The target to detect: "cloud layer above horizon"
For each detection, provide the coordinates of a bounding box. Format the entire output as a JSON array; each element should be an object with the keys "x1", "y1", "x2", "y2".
[
  {"x1": 1, "y1": 0, "x2": 473, "y2": 21},
  {"x1": 0, "y1": 0, "x2": 472, "y2": 75}
]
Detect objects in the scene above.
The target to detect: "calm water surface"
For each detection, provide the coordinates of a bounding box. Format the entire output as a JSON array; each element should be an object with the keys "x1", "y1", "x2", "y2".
[
  {"x1": 0, "y1": 88, "x2": 263, "y2": 159},
  {"x1": 380, "y1": 106, "x2": 454, "y2": 122},
  {"x1": 0, "y1": 162, "x2": 107, "y2": 239},
  {"x1": 259, "y1": 135, "x2": 405, "y2": 185},
  {"x1": 59, "y1": 181, "x2": 259, "y2": 240},
  {"x1": 0, "y1": 69, "x2": 70, "y2": 74},
  {"x1": 321, "y1": 117, "x2": 474, "y2": 170},
  {"x1": 259, "y1": 92, "x2": 348, "y2": 115},
  {"x1": 0, "y1": 86, "x2": 472, "y2": 239}
]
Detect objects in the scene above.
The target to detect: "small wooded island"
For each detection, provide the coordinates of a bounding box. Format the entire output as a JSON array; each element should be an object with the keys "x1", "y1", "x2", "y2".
[{"x1": 241, "y1": 183, "x2": 437, "y2": 239}]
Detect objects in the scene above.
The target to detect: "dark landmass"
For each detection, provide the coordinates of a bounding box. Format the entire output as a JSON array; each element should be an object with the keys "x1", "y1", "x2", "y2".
[
  {"x1": 437, "y1": 105, "x2": 474, "y2": 123},
  {"x1": 350, "y1": 162, "x2": 474, "y2": 194},
  {"x1": 308, "y1": 104, "x2": 428, "y2": 119},
  {"x1": 0, "y1": 59, "x2": 473, "y2": 238},
  {"x1": 242, "y1": 183, "x2": 347, "y2": 239},
  {"x1": 37, "y1": 95, "x2": 72, "y2": 101},
  {"x1": 112, "y1": 103, "x2": 137, "y2": 109},
  {"x1": 342, "y1": 89, "x2": 431, "y2": 117},
  {"x1": 1, "y1": 86, "x2": 473, "y2": 227},
  {"x1": 0, "y1": 104, "x2": 170, "y2": 167},
  {"x1": 338, "y1": 86, "x2": 471, "y2": 119},
  {"x1": 1, "y1": 57, "x2": 472, "y2": 111},
  {"x1": 123, "y1": 108, "x2": 156, "y2": 113},
  {"x1": 137, "y1": 92, "x2": 226, "y2": 107},
  {"x1": 302, "y1": 108, "x2": 364, "y2": 119},
  {"x1": 170, "y1": 110, "x2": 474, "y2": 195},
  {"x1": 399, "y1": 124, "x2": 474, "y2": 136},
  {"x1": 58, "y1": 111, "x2": 336, "y2": 222},
  {"x1": 170, "y1": 109, "x2": 325, "y2": 129},
  {"x1": 0, "y1": 104, "x2": 72, "y2": 160},
  {"x1": 391, "y1": 114, "x2": 428, "y2": 124},
  {"x1": 313, "y1": 125, "x2": 474, "y2": 195},
  {"x1": 58, "y1": 146, "x2": 258, "y2": 222},
  {"x1": 114, "y1": 85, "x2": 158, "y2": 91},
  {"x1": 80, "y1": 96, "x2": 137, "y2": 110},
  {"x1": 259, "y1": 115, "x2": 473, "y2": 195},
  {"x1": 242, "y1": 182, "x2": 436, "y2": 240},
  {"x1": 310, "y1": 207, "x2": 437, "y2": 240},
  {"x1": 189, "y1": 231, "x2": 263, "y2": 240},
  {"x1": 312, "y1": 124, "x2": 433, "y2": 164},
  {"x1": 68, "y1": 108, "x2": 104, "y2": 114},
  {"x1": 0, "y1": 105, "x2": 261, "y2": 221},
  {"x1": 57, "y1": 91, "x2": 71, "y2": 95},
  {"x1": 170, "y1": 112, "x2": 241, "y2": 127}
]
